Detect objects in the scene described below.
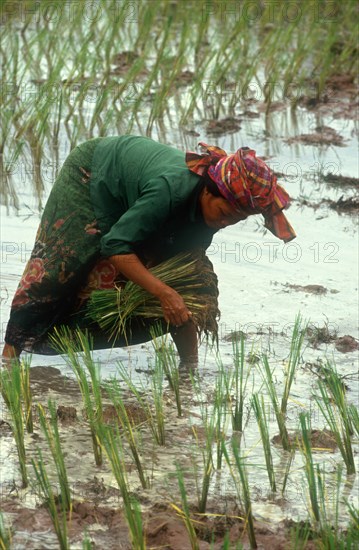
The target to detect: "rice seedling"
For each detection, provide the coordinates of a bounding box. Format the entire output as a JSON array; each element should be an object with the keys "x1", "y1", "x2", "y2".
[
  {"x1": 223, "y1": 334, "x2": 254, "y2": 434},
  {"x1": 31, "y1": 449, "x2": 69, "y2": 550},
  {"x1": 298, "y1": 413, "x2": 321, "y2": 525},
  {"x1": 345, "y1": 498, "x2": 359, "y2": 531},
  {"x1": 221, "y1": 533, "x2": 244, "y2": 550},
  {"x1": 316, "y1": 526, "x2": 359, "y2": 550},
  {"x1": 251, "y1": 394, "x2": 276, "y2": 493},
  {"x1": 304, "y1": 463, "x2": 357, "y2": 548},
  {"x1": 212, "y1": 367, "x2": 231, "y2": 470},
  {"x1": 281, "y1": 448, "x2": 296, "y2": 497},
  {"x1": 281, "y1": 314, "x2": 306, "y2": 416},
  {"x1": 82, "y1": 533, "x2": 93, "y2": 549},
  {"x1": 143, "y1": 356, "x2": 166, "y2": 447},
  {"x1": 116, "y1": 361, "x2": 166, "y2": 446},
  {"x1": 313, "y1": 375, "x2": 355, "y2": 475},
  {"x1": 19, "y1": 356, "x2": 33, "y2": 434},
  {"x1": 192, "y1": 419, "x2": 215, "y2": 514},
  {"x1": 222, "y1": 441, "x2": 257, "y2": 549},
  {"x1": 172, "y1": 464, "x2": 200, "y2": 550},
  {"x1": 104, "y1": 380, "x2": 150, "y2": 489},
  {"x1": 0, "y1": 362, "x2": 28, "y2": 487},
  {"x1": 319, "y1": 361, "x2": 355, "y2": 436},
  {"x1": 150, "y1": 326, "x2": 182, "y2": 417},
  {"x1": 50, "y1": 328, "x2": 104, "y2": 466},
  {"x1": 187, "y1": 374, "x2": 216, "y2": 513},
  {"x1": 37, "y1": 401, "x2": 72, "y2": 511},
  {"x1": 260, "y1": 354, "x2": 291, "y2": 451},
  {"x1": 0, "y1": 513, "x2": 12, "y2": 550},
  {"x1": 189, "y1": 370, "x2": 228, "y2": 508},
  {"x1": 100, "y1": 425, "x2": 146, "y2": 550},
  {"x1": 87, "y1": 251, "x2": 219, "y2": 343},
  {"x1": 348, "y1": 404, "x2": 359, "y2": 438},
  {"x1": 2, "y1": 0, "x2": 358, "y2": 206},
  {"x1": 288, "y1": 521, "x2": 311, "y2": 550}
]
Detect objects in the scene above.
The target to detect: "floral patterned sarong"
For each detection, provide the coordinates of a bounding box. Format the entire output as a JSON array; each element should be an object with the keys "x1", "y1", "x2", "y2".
[{"x1": 5, "y1": 138, "x2": 106, "y2": 352}]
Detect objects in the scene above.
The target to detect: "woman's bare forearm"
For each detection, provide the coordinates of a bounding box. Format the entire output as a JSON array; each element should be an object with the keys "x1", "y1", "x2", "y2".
[{"x1": 109, "y1": 253, "x2": 166, "y2": 297}]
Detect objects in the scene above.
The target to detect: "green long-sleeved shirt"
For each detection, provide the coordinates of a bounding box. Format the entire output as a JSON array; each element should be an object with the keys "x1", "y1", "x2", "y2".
[{"x1": 89, "y1": 136, "x2": 216, "y2": 260}]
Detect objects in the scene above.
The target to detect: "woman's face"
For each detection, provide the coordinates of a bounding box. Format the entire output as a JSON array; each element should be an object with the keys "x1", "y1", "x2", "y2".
[{"x1": 200, "y1": 188, "x2": 249, "y2": 229}]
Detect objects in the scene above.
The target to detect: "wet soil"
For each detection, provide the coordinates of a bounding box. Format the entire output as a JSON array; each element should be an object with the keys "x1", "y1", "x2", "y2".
[
  {"x1": 0, "y1": 419, "x2": 12, "y2": 435},
  {"x1": 257, "y1": 100, "x2": 287, "y2": 113},
  {"x1": 306, "y1": 324, "x2": 338, "y2": 347},
  {"x1": 109, "y1": 50, "x2": 149, "y2": 78},
  {"x1": 1, "y1": 494, "x2": 320, "y2": 549},
  {"x1": 323, "y1": 174, "x2": 359, "y2": 188},
  {"x1": 272, "y1": 429, "x2": 338, "y2": 452},
  {"x1": 102, "y1": 403, "x2": 148, "y2": 425},
  {"x1": 335, "y1": 335, "x2": 359, "y2": 354},
  {"x1": 222, "y1": 330, "x2": 247, "y2": 342},
  {"x1": 299, "y1": 74, "x2": 359, "y2": 120},
  {"x1": 283, "y1": 283, "x2": 330, "y2": 295},
  {"x1": 286, "y1": 126, "x2": 346, "y2": 147},
  {"x1": 30, "y1": 366, "x2": 80, "y2": 397},
  {"x1": 175, "y1": 70, "x2": 195, "y2": 86},
  {"x1": 206, "y1": 117, "x2": 242, "y2": 135},
  {"x1": 237, "y1": 110, "x2": 260, "y2": 119},
  {"x1": 1, "y1": 59, "x2": 359, "y2": 550},
  {"x1": 57, "y1": 405, "x2": 77, "y2": 423},
  {"x1": 327, "y1": 195, "x2": 359, "y2": 213},
  {"x1": 297, "y1": 195, "x2": 359, "y2": 214}
]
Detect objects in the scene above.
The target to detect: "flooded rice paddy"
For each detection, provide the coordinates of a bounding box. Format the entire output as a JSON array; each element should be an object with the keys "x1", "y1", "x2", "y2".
[
  {"x1": 1, "y1": 2, "x2": 359, "y2": 548},
  {"x1": 1, "y1": 100, "x2": 358, "y2": 549}
]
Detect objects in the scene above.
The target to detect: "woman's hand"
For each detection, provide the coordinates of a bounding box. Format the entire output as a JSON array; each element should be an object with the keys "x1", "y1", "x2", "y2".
[
  {"x1": 157, "y1": 286, "x2": 192, "y2": 326},
  {"x1": 108, "y1": 253, "x2": 191, "y2": 327}
]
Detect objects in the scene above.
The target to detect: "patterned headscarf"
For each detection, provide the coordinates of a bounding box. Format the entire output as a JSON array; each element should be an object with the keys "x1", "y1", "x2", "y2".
[{"x1": 186, "y1": 143, "x2": 296, "y2": 242}]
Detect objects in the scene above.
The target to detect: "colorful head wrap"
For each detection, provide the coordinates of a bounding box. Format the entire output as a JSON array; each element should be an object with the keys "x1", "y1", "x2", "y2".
[{"x1": 186, "y1": 143, "x2": 296, "y2": 242}]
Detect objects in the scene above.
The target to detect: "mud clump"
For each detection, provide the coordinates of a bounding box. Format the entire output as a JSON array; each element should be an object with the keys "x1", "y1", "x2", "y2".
[
  {"x1": 175, "y1": 70, "x2": 195, "y2": 86},
  {"x1": 70, "y1": 501, "x2": 121, "y2": 527},
  {"x1": 323, "y1": 173, "x2": 359, "y2": 188},
  {"x1": 286, "y1": 283, "x2": 328, "y2": 295},
  {"x1": 102, "y1": 403, "x2": 148, "y2": 425},
  {"x1": 0, "y1": 419, "x2": 12, "y2": 435},
  {"x1": 238, "y1": 110, "x2": 260, "y2": 118},
  {"x1": 206, "y1": 117, "x2": 242, "y2": 135},
  {"x1": 286, "y1": 126, "x2": 346, "y2": 147},
  {"x1": 257, "y1": 100, "x2": 286, "y2": 113},
  {"x1": 272, "y1": 429, "x2": 337, "y2": 451},
  {"x1": 335, "y1": 335, "x2": 359, "y2": 353},
  {"x1": 222, "y1": 330, "x2": 247, "y2": 342},
  {"x1": 57, "y1": 405, "x2": 77, "y2": 423},
  {"x1": 328, "y1": 195, "x2": 359, "y2": 213},
  {"x1": 299, "y1": 74, "x2": 359, "y2": 120},
  {"x1": 306, "y1": 324, "x2": 338, "y2": 347},
  {"x1": 78, "y1": 476, "x2": 120, "y2": 501},
  {"x1": 29, "y1": 366, "x2": 79, "y2": 396}
]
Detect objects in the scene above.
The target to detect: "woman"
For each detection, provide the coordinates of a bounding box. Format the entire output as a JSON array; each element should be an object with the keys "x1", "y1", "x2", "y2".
[{"x1": 2, "y1": 136, "x2": 296, "y2": 363}]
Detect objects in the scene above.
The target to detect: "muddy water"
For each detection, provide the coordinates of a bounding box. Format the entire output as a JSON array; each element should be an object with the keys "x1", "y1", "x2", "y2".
[{"x1": 1, "y1": 105, "x2": 358, "y2": 547}]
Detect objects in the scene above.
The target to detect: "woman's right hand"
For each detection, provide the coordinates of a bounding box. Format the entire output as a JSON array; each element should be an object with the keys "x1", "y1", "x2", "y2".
[
  {"x1": 109, "y1": 253, "x2": 192, "y2": 327},
  {"x1": 157, "y1": 286, "x2": 192, "y2": 327}
]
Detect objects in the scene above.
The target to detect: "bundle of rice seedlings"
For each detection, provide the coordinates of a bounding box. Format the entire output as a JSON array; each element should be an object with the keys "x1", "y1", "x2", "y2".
[{"x1": 87, "y1": 250, "x2": 219, "y2": 343}]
